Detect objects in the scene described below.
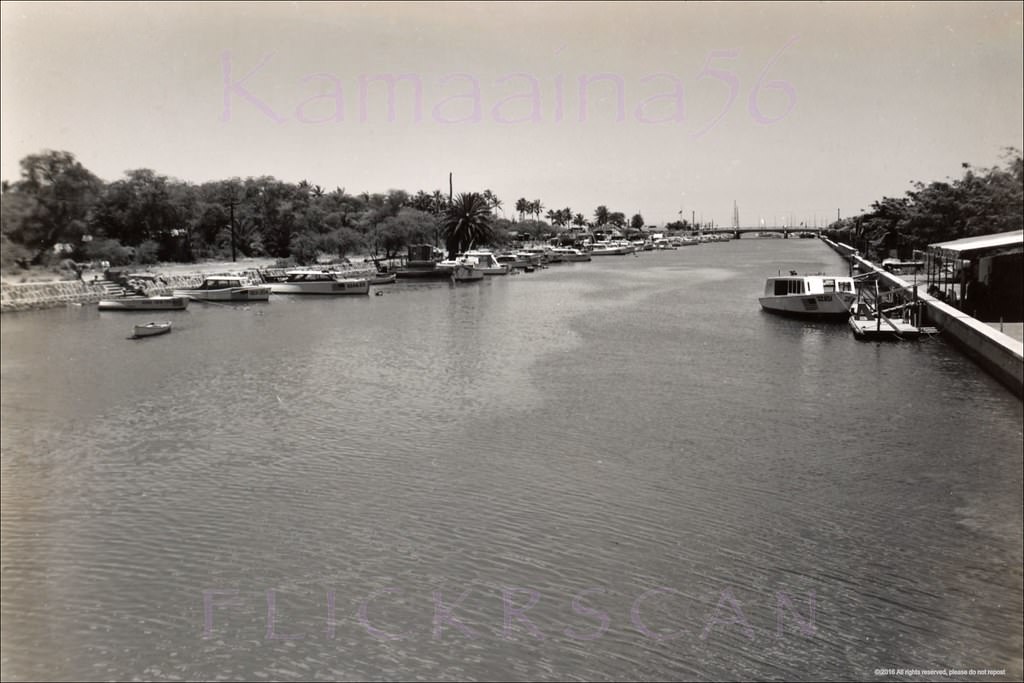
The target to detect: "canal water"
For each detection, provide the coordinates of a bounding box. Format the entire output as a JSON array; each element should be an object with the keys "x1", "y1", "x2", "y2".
[{"x1": 2, "y1": 239, "x2": 1021, "y2": 681}]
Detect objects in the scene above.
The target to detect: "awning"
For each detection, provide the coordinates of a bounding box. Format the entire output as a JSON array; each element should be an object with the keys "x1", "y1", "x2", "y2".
[{"x1": 929, "y1": 230, "x2": 1023, "y2": 258}]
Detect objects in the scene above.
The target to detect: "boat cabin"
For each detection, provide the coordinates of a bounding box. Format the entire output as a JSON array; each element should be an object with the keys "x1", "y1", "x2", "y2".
[
  {"x1": 196, "y1": 277, "x2": 253, "y2": 290},
  {"x1": 764, "y1": 275, "x2": 856, "y2": 297},
  {"x1": 282, "y1": 270, "x2": 338, "y2": 282}
]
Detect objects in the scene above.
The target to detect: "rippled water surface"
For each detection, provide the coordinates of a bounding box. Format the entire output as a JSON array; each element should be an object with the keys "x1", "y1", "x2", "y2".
[{"x1": 2, "y1": 240, "x2": 1022, "y2": 681}]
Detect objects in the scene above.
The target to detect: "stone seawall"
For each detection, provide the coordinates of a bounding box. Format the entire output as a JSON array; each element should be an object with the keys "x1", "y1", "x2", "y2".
[
  {"x1": 1, "y1": 280, "x2": 109, "y2": 313},
  {"x1": 1, "y1": 267, "x2": 380, "y2": 313}
]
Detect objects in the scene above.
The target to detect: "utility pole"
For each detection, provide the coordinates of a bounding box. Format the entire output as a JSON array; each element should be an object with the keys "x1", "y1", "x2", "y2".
[{"x1": 225, "y1": 190, "x2": 239, "y2": 262}]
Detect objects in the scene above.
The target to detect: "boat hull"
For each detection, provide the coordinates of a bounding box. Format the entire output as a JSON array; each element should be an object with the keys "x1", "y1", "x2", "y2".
[
  {"x1": 172, "y1": 287, "x2": 271, "y2": 301},
  {"x1": 268, "y1": 279, "x2": 369, "y2": 295},
  {"x1": 133, "y1": 322, "x2": 172, "y2": 337},
  {"x1": 395, "y1": 265, "x2": 453, "y2": 280},
  {"x1": 452, "y1": 265, "x2": 484, "y2": 282},
  {"x1": 368, "y1": 273, "x2": 397, "y2": 285},
  {"x1": 99, "y1": 296, "x2": 189, "y2": 311},
  {"x1": 759, "y1": 293, "x2": 855, "y2": 320}
]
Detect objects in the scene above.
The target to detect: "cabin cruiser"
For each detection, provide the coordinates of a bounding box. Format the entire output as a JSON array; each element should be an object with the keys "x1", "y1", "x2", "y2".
[
  {"x1": 173, "y1": 275, "x2": 272, "y2": 302},
  {"x1": 590, "y1": 241, "x2": 632, "y2": 255},
  {"x1": 267, "y1": 270, "x2": 370, "y2": 295},
  {"x1": 440, "y1": 250, "x2": 509, "y2": 275},
  {"x1": 496, "y1": 254, "x2": 533, "y2": 271},
  {"x1": 551, "y1": 247, "x2": 591, "y2": 262},
  {"x1": 758, "y1": 273, "x2": 857, "y2": 319}
]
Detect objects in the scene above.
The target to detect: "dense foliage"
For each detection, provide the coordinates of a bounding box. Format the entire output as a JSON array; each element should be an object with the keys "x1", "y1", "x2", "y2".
[
  {"x1": 825, "y1": 148, "x2": 1023, "y2": 257},
  {"x1": 0, "y1": 150, "x2": 641, "y2": 268}
]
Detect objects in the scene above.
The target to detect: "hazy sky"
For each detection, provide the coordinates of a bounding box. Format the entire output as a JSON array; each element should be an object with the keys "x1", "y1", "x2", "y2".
[{"x1": 2, "y1": 1, "x2": 1022, "y2": 227}]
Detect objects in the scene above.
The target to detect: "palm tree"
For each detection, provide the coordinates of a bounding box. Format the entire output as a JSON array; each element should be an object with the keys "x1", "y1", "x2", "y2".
[
  {"x1": 532, "y1": 199, "x2": 544, "y2": 222},
  {"x1": 442, "y1": 192, "x2": 494, "y2": 258},
  {"x1": 594, "y1": 205, "x2": 609, "y2": 226},
  {"x1": 515, "y1": 198, "x2": 529, "y2": 222}
]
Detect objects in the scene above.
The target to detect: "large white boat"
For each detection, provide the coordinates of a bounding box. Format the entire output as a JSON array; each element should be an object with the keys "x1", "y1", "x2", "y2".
[
  {"x1": 551, "y1": 247, "x2": 591, "y2": 262},
  {"x1": 441, "y1": 250, "x2": 509, "y2": 275},
  {"x1": 267, "y1": 270, "x2": 370, "y2": 295},
  {"x1": 172, "y1": 275, "x2": 272, "y2": 302},
  {"x1": 590, "y1": 241, "x2": 632, "y2": 255},
  {"x1": 758, "y1": 274, "x2": 858, "y2": 319}
]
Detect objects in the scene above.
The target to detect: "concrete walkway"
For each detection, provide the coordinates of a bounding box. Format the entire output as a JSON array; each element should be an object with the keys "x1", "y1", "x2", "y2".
[{"x1": 986, "y1": 322, "x2": 1024, "y2": 343}]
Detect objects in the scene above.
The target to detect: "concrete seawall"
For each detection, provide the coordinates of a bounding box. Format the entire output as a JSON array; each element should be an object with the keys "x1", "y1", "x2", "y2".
[{"x1": 823, "y1": 238, "x2": 1024, "y2": 398}]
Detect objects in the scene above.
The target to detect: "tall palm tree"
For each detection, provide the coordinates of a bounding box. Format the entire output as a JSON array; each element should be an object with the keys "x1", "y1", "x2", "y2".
[
  {"x1": 442, "y1": 192, "x2": 494, "y2": 258},
  {"x1": 515, "y1": 198, "x2": 529, "y2": 222},
  {"x1": 594, "y1": 205, "x2": 610, "y2": 226},
  {"x1": 532, "y1": 199, "x2": 544, "y2": 222}
]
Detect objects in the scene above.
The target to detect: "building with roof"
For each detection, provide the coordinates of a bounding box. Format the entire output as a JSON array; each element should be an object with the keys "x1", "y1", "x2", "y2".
[{"x1": 926, "y1": 230, "x2": 1023, "y2": 322}]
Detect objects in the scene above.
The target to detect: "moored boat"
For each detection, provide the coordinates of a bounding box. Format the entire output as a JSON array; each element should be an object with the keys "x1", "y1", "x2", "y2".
[
  {"x1": 173, "y1": 275, "x2": 272, "y2": 302},
  {"x1": 441, "y1": 250, "x2": 509, "y2": 275},
  {"x1": 133, "y1": 321, "x2": 172, "y2": 338},
  {"x1": 451, "y1": 263, "x2": 485, "y2": 282},
  {"x1": 99, "y1": 296, "x2": 189, "y2": 311},
  {"x1": 551, "y1": 247, "x2": 592, "y2": 262},
  {"x1": 758, "y1": 273, "x2": 858, "y2": 319},
  {"x1": 267, "y1": 270, "x2": 370, "y2": 295},
  {"x1": 368, "y1": 272, "x2": 397, "y2": 285},
  {"x1": 395, "y1": 244, "x2": 454, "y2": 280}
]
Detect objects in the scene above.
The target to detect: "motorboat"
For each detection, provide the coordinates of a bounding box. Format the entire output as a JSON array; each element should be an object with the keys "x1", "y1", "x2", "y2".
[
  {"x1": 98, "y1": 296, "x2": 189, "y2": 311},
  {"x1": 451, "y1": 263, "x2": 485, "y2": 282},
  {"x1": 368, "y1": 272, "x2": 397, "y2": 285},
  {"x1": 496, "y1": 254, "x2": 532, "y2": 270},
  {"x1": 441, "y1": 250, "x2": 509, "y2": 275},
  {"x1": 133, "y1": 321, "x2": 172, "y2": 338},
  {"x1": 267, "y1": 270, "x2": 370, "y2": 295},
  {"x1": 551, "y1": 247, "x2": 591, "y2": 262},
  {"x1": 758, "y1": 273, "x2": 858, "y2": 319},
  {"x1": 173, "y1": 275, "x2": 272, "y2": 302},
  {"x1": 590, "y1": 241, "x2": 632, "y2": 255},
  {"x1": 518, "y1": 247, "x2": 555, "y2": 264}
]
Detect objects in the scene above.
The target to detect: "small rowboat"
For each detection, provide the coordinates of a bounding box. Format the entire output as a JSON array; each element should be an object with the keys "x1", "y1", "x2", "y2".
[
  {"x1": 368, "y1": 272, "x2": 397, "y2": 285},
  {"x1": 133, "y1": 321, "x2": 172, "y2": 338}
]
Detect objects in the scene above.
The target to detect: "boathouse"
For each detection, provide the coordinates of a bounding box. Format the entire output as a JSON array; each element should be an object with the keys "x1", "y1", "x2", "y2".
[{"x1": 926, "y1": 230, "x2": 1024, "y2": 322}]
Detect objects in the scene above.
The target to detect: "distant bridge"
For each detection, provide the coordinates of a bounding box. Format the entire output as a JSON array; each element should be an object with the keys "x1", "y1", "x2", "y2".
[{"x1": 700, "y1": 227, "x2": 825, "y2": 239}]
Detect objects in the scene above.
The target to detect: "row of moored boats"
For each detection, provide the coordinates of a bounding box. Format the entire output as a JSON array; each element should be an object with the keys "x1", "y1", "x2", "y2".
[{"x1": 98, "y1": 242, "x2": 658, "y2": 310}]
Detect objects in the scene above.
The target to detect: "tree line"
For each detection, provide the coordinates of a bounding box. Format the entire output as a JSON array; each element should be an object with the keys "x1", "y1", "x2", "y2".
[
  {"x1": 0, "y1": 150, "x2": 650, "y2": 269},
  {"x1": 824, "y1": 148, "x2": 1023, "y2": 258}
]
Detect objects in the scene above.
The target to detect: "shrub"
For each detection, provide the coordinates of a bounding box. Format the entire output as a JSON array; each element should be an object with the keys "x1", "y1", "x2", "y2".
[{"x1": 83, "y1": 238, "x2": 134, "y2": 266}]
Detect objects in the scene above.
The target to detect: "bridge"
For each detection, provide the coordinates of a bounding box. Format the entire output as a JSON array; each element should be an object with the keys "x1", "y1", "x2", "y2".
[{"x1": 699, "y1": 227, "x2": 825, "y2": 239}]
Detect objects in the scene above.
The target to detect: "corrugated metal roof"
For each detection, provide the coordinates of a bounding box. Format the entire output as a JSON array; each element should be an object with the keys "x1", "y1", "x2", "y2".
[{"x1": 929, "y1": 230, "x2": 1023, "y2": 256}]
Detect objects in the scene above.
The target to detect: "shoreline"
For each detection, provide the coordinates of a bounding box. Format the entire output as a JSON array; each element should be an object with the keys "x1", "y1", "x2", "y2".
[{"x1": 0, "y1": 257, "x2": 380, "y2": 313}]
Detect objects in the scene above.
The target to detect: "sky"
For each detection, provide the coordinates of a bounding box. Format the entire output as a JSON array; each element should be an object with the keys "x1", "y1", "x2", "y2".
[{"x1": 1, "y1": 1, "x2": 1022, "y2": 228}]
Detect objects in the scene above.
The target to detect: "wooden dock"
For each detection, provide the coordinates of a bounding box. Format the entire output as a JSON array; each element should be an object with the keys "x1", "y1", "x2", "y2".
[{"x1": 849, "y1": 315, "x2": 936, "y2": 340}]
